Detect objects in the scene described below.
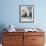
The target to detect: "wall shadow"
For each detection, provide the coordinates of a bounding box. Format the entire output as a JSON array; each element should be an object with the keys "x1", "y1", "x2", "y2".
[{"x1": 0, "y1": 24, "x2": 7, "y2": 43}]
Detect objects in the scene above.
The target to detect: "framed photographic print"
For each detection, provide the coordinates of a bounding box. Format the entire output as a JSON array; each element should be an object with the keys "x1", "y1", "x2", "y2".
[{"x1": 19, "y1": 5, "x2": 34, "y2": 23}]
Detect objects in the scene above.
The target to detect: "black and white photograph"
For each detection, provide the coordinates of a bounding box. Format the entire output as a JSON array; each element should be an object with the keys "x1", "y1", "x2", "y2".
[{"x1": 19, "y1": 5, "x2": 34, "y2": 23}]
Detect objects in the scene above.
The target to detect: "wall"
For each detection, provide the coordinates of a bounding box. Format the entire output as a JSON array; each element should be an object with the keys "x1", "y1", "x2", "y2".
[{"x1": 0, "y1": 0, "x2": 46, "y2": 29}]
